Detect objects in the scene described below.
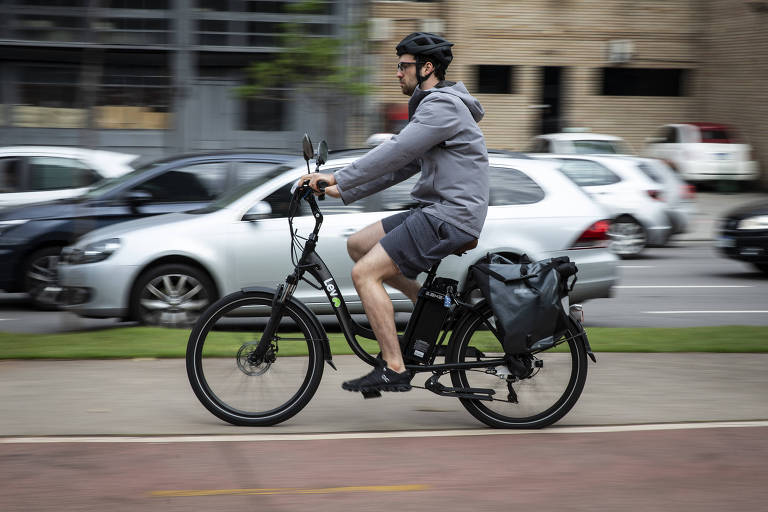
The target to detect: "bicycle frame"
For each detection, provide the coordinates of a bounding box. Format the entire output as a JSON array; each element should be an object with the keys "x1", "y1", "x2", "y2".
[{"x1": 259, "y1": 186, "x2": 510, "y2": 375}]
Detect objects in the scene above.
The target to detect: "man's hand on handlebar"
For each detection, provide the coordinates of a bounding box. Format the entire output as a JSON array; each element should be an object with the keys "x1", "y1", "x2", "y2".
[{"x1": 296, "y1": 173, "x2": 338, "y2": 196}]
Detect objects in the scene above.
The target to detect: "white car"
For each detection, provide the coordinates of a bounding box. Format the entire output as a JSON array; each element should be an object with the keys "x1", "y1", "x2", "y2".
[
  {"x1": 58, "y1": 152, "x2": 618, "y2": 327},
  {"x1": 0, "y1": 146, "x2": 137, "y2": 209},
  {"x1": 529, "y1": 154, "x2": 696, "y2": 257},
  {"x1": 643, "y1": 123, "x2": 760, "y2": 183},
  {"x1": 528, "y1": 132, "x2": 634, "y2": 155}
]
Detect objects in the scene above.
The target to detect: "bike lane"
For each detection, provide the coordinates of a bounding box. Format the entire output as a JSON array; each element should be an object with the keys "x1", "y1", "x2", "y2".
[{"x1": 2, "y1": 424, "x2": 767, "y2": 512}]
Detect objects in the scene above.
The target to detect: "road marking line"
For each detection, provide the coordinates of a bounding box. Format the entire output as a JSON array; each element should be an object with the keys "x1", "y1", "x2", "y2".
[
  {"x1": 617, "y1": 265, "x2": 655, "y2": 268},
  {"x1": 3, "y1": 420, "x2": 768, "y2": 444},
  {"x1": 645, "y1": 310, "x2": 768, "y2": 314},
  {"x1": 151, "y1": 484, "x2": 429, "y2": 497},
  {"x1": 617, "y1": 285, "x2": 752, "y2": 289}
]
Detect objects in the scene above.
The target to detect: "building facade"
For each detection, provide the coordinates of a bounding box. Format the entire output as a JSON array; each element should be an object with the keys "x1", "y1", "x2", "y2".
[
  {"x1": 365, "y1": 0, "x2": 766, "y2": 186},
  {"x1": 0, "y1": 0, "x2": 361, "y2": 158},
  {"x1": 1, "y1": 0, "x2": 765, "y2": 185}
]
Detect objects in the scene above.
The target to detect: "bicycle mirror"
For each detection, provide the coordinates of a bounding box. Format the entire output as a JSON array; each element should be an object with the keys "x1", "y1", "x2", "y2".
[
  {"x1": 317, "y1": 140, "x2": 328, "y2": 166},
  {"x1": 302, "y1": 133, "x2": 314, "y2": 162}
]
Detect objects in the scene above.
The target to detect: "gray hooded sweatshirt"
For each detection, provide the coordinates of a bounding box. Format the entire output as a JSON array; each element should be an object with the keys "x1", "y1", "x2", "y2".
[{"x1": 333, "y1": 81, "x2": 489, "y2": 238}]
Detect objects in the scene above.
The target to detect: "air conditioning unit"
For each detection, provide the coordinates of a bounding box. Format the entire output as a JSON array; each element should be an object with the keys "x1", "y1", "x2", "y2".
[
  {"x1": 606, "y1": 39, "x2": 634, "y2": 64},
  {"x1": 369, "y1": 18, "x2": 393, "y2": 41}
]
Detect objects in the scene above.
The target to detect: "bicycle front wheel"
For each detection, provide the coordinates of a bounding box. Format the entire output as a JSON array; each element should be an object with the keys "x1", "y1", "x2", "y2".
[
  {"x1": 448, "y1": 305, "x2": 588, "y2": 429},
  {"x1": 186, "y1": 290, "x2": 325, "y2": 426}
]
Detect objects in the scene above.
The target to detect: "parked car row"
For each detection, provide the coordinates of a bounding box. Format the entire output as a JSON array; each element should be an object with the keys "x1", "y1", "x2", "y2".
[
  {"x1": 529, "y1": 125, "x2": 760, "y2": 185},
  {"x1": 0, "y1": 151, "x2": 300, "y2": 307},
  {"x1": 10, "y1": 131, "x2": 759, "y2": 327},
  {"x1": 56, "y1": 151, "x2": 619, "y2": 327}
]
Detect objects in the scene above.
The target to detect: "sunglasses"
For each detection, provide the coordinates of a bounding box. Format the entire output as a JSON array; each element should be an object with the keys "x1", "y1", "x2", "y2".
[{"x1": 397, "y1": 61, "x2": 419, "y2": 72}]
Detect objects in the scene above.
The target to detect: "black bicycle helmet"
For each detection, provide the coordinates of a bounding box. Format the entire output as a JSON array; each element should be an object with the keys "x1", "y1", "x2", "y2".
[{"x1": 396, "y1": 32, "x2": 454, "y2": 84}]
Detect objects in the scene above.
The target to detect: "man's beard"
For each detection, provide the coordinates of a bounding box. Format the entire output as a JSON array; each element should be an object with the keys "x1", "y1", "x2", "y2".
[{"x1": 400, "y1": 80, "x2": 416, "y2": 96}]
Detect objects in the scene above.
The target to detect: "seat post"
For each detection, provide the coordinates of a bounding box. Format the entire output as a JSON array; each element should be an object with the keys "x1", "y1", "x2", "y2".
[{"x1": 423, "y1": 260, "x2": 441, "y2": 286}]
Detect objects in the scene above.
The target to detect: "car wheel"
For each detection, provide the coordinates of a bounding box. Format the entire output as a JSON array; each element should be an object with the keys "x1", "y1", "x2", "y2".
[
  {"x1": 608, "y1": 217, "x2": 647, "y2": 258},
  {"x1": 131, "y1": 263, "x2": 216, "y2": 328},
  {"x1": 23, "y1": 246, "x2": 63, "y2": 310}
]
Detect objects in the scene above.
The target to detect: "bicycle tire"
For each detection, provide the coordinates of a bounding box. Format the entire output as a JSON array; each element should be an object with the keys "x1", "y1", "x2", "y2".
[
  {"x1": 186, "y1": 290, "x2": 325, "y2": 426},
  {"x1": 447, "y1": 304, "x2": 588, "y2": 429}
]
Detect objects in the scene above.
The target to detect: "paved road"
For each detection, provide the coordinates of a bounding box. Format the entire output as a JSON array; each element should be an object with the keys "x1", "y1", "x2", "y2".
[{"x1": 2, "y1": 354, "x2": 767, "y2": 511}]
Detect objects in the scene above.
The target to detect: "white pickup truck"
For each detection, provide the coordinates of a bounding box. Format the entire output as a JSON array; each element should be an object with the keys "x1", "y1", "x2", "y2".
[{"x1": 643, "y1": 123, "x2": 759, "y2": 183}]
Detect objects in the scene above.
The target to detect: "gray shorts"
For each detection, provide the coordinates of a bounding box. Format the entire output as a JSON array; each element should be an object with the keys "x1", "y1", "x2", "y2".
[{"x1": 380, "y1": 209, "x2": 476, "y2": 279}]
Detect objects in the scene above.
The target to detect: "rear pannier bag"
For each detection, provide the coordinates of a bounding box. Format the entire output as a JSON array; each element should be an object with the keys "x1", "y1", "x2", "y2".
[{"x1": 468, "y1": 254, "x2": 578, "y2": 355}]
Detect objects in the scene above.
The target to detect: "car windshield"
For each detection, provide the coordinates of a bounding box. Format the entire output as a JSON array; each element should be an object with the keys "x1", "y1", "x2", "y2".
[
  {"x1": 81, "y1": 161, "x2": 164, "y2": 199},
  {"x1": 188, "y1": 164, "x2": 297, "y2": 214},
  {"x1": 572, "y1": 140, "x2": 630, "y2": 154}
]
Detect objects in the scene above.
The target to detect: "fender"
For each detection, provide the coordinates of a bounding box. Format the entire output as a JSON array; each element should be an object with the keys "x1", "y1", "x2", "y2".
[
  {"x1": 567, "y1": 306, "x2": 596, "y2": 363},
  {"x1": 241, "y1": 286, "x2": 336, "y2": 370}
]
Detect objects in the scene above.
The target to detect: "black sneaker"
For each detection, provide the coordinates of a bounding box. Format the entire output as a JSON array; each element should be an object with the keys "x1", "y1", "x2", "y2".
[{"x1": 342, "y1": 359, "x2": 413, "y2": 393}]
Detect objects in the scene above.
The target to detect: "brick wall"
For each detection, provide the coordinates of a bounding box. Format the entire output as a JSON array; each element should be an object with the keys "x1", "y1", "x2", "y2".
[
  {"x1": 362, "y1": 0, "x2": 765, "y2": 186},
  {"x1": 366, "y1": 0, "x2": 705, "y2": 153},
  {"x1": 700, "y1": 0, "x2": 768, "y2": 186}
]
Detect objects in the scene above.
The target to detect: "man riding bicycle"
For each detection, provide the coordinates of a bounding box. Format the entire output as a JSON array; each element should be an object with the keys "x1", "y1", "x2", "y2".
[{"x1": 298, "y1": 32, "x2": 489, "y2": 394}]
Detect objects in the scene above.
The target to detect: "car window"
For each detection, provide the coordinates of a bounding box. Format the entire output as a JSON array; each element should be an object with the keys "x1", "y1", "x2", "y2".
[
  {"x1": 256, "y1": 167, "x2": 368, "y2": 218},
  {"x1": 528, "y1": 139, "x2": 549, "y2": 153},
  {"x1": 662, "y1": 127, "x2": 678, "y2": 143},
  {"x1": 635, "y1": 162, "x2": 664, "y2": 183},
  {"x1": 0, "y1": 157, "x2": 23, "y2": 192},
  {"x1": 489, "y1": 166, "x2": 545, "y2": 205},
  {"x1": 235, "y1": 161, "x2": 285, "y2": 186},
  {"x1": 558, "y1": 159, "x2": 621, "y2": 186},
  {"x1": 377, "y1": 175, "x2": 421, "y2": 212},
  {"x1": 132, "y1": 162, "x2": 228, "y2": 202},
  {"x1": 27, "y1": 157, "x2": 98, "y2": 191},
  {"x1": 571, "y1": 140, "x2": 626, "y2": 154}
]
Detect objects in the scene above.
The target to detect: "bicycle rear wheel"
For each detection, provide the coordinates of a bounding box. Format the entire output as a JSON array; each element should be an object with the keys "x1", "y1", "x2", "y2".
[
  {"x1": 186, "y1": 290, "x2": 325, "y2": 426},
  {"x1": 447, "y1": 305, "x2": 588, "y2": 429}
]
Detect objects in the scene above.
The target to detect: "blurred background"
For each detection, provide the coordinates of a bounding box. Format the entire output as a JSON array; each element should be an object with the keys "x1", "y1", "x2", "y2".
[{"x1": 0, "y1": 0, "x2": 765, "y2": 188}]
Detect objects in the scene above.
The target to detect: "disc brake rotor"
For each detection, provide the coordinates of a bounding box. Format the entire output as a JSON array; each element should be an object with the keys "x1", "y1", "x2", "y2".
[{"x1": 236, "y1": 342, "x2": 274, "y2": 376}]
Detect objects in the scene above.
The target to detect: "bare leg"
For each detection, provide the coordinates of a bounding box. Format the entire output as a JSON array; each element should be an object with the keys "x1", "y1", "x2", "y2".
[
  {"x1": 347, "y1": 221, "x2": 421, "y2": 303},
  {"x1": 351, "y1": 243, "x2": 407, "y2": 373}
]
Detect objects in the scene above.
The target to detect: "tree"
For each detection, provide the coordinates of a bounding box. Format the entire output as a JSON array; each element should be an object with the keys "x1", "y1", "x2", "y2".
[{"x1": 237, "y1": 0, "x2": 369, "y2": 145}]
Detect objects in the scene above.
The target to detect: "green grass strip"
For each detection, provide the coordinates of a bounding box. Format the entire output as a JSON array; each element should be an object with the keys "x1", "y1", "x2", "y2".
[{"x1": 0, "y1": 325, "x2": 766, "y2": 359}]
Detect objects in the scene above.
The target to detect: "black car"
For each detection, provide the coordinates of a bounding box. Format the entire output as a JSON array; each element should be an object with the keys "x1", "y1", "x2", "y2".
[
  {"x1": 717, "y1": 199, "x2": 768, "y2": 273},
  {"x1": 0, "y1": 152, "x2": 299, "y2": 307}
]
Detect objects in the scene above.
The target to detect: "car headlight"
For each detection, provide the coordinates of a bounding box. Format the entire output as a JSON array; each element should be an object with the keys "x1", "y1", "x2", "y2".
[
  {"x1": 737, "y1": 215, "x2": 768, "y2": 230},
  {"x1": 64, "y1": 238, "x2": 121, "y2": 264},
  {"x1": 0, "y1": 219, "x2": 29, "y2": 236}
]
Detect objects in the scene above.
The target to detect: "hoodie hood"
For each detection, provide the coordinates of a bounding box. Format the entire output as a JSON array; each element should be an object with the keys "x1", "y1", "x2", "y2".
[{"x1": 408, "y1": 81, "x2": 485, "y2": 123}]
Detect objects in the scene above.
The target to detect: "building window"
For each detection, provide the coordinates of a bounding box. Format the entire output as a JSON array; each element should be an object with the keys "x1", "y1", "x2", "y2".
[
  {"x1": 476, "y1": 65, "x2": 515, "y2": 94},
  {"x1": 13, "y1": 66, "x2": 85, "y2": 128},
  {"x1": 95, "y1": 67, "x2": 172, "y2": 130},
  {"x1": 243, "y1": 94, "x2": 286, "y2": 131},
  {"x1": 601, "y1": 68, "x2": 688, "y2": 96}
]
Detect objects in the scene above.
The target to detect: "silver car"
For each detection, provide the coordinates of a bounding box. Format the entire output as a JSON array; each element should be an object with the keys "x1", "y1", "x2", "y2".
[
  {"x1": 58, "y1": 152, "x2": 618, "y2": 327},
  {"x1": 529, "y1": 153, "x2": 696, "y2": 257}
]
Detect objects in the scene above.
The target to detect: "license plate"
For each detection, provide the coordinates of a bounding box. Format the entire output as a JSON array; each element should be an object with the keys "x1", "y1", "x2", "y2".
[{"x1": 716, "y1": 237, "x2": 735, "y2": 248}]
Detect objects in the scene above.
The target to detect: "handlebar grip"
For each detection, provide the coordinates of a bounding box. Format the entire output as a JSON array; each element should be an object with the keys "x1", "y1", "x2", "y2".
[{"x1": 317, "y1": 180, "x2": 329, "y2": 193}]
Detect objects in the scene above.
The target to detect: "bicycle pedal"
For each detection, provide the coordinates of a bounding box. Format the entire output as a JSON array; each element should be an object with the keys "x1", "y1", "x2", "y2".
[{"x1": 361, "y1": 389, "x2": 382, "y2": 399}]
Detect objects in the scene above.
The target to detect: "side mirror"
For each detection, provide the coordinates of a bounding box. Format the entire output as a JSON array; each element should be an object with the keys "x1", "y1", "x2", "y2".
[
  {"x1": 317, "y1": 140, "x2": 328, "y2": 166},
  {"x1": 302, "y1": 133, "x2": 314, "y2": 162},
  {"x1": 242, "y1": 201, "x2": 272, "y2": 221},
  {"x1": 124, "y1": 190, "x2": 152, "y2": 211}
]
